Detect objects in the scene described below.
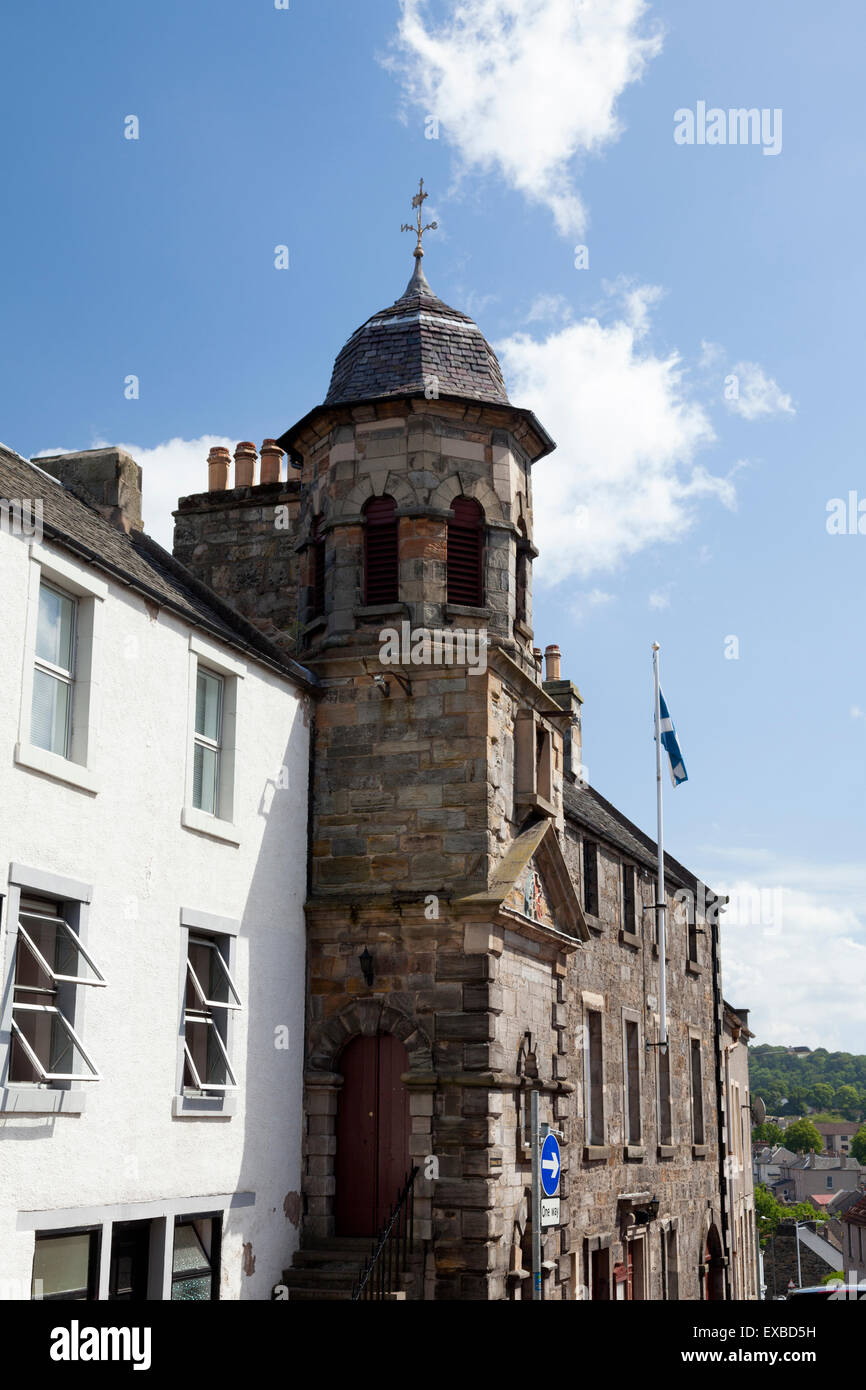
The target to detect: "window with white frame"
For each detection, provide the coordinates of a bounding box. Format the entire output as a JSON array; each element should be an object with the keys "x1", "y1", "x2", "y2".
[
  {"x1": 182, "y1": 935, "x2": 242, "y2": 1093},
  {"x1": 182, "y1": 637, "x2": 244, "y2": 841},
  {"x1": 192, "y1": 667, "x2": 224, "y2": 815},
  {"x1": 16, "y1": 552, "x2": 105, "y2": 795},
  {"x1": 31, "y1": 582, "x2": 77, "y2": 757},
  {"x1": 9, "y1": 895, "x2": 105, "y2": 1086}
]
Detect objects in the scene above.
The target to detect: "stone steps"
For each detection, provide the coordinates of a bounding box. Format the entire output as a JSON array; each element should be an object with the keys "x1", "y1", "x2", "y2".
[{"x1": 279, "y1": 1236, "x2": 423, "y2": 1302}]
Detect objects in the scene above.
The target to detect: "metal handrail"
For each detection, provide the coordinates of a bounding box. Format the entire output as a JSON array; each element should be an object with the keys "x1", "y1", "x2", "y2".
[{"x1": 351, "y1": 1165, "x2": 419, "y2": 1301}]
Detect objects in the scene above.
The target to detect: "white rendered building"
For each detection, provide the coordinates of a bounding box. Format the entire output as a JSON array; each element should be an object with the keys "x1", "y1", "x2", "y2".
[{"x1": 0, "y1": 445, "x2": 314, "y2": 1301}]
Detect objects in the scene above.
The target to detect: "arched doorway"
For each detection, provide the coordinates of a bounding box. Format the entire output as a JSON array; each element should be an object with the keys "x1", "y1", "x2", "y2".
[
  {"x1": 705, "y1": 1224, "x2": 725, "y2": 1300},
  {"x1": 335, "y1": 1033, "x2": 410, "y2": 1237}
]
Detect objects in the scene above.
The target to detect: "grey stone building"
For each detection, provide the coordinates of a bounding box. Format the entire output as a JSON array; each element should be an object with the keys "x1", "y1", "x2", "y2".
[{"x1": 172, "y1": 231, "x2": 731, "y2": 1300}]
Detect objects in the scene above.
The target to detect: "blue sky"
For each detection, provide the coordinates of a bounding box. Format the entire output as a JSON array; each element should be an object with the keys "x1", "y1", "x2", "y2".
[{"x1": 2, "y1": 0, "x2": 864, "y2": 1049}]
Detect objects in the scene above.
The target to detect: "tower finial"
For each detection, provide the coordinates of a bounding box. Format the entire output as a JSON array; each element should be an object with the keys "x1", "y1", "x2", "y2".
[{"x1": 401, "y1": 178, "x2": 438, "y2": 260}]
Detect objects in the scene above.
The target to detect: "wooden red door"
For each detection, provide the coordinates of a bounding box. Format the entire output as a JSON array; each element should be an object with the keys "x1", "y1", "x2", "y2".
[{"x1": 335, "y1": 1034, "x2": 410, "y2": 1237}]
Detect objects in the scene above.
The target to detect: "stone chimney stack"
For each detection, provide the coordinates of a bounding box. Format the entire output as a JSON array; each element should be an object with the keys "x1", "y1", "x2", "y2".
[
  {"x1": 542, "y1": 641, "x2": 584, "y2": 785},
  {"x1": 35, "y1": 448, "x2": 143, "y2": 534}
]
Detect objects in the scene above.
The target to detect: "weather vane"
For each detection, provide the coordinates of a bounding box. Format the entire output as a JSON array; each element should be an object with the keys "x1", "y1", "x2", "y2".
[{"x1": 402, "y1": 178, "x2": 438, "y2": 259}]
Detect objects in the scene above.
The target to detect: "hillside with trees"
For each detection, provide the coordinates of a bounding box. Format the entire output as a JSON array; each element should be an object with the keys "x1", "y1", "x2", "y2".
[{"x1": 748, "y1": 1044, "x2": 866, "y2": 1120}]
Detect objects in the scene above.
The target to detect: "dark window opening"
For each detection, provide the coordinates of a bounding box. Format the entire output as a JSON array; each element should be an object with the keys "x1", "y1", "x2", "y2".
[
  {"x1": 363, "y1": 496, "x2": 399, "y2": 605},
  {"x1": 447, "y1": 497, "x2": 484, "y2": 606},
  {"x1": 515, "y1": 521, "x2": 529, "y2": 627},
  {"x1": 659, "y1": 1045, "x2": 673, "y2": 1145},
  {"x1": 109, "y1": 1220, "x2": 151, "y2": 1301},
  {"x1": 691, "y1": 1038, "x2": 705, "y2": 1144},
  {"x1": 586, "y1": 1011, "x2": 605, "y2": 1145},
  {"x1": 583, "y1": 840, "x2": 599, "y2": 917},
  {"x1": 590, "y1": 1248, "x2": 610, "y2": 1301},
  {"x1": 688, "y1": 916, "x2": 699, "y2": 963},
  {"x1": 625, "y1": 1019, "x2": 641, "y2": 1143},
  {"x1": 621, "y1": 864, "x2": 636, "y2": 934},
  {"x1": 311, "y1": 515, "x2": 326, "y2": 618}
]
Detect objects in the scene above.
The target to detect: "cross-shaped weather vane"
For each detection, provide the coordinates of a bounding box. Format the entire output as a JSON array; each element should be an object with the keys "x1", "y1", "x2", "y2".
[{"x1": 401, "y1": 178, "x2": 438, "y2": 259}]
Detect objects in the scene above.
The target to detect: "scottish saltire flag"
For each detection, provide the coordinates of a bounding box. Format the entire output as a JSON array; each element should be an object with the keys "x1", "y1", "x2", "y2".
[{"x1": 659, "y1": 691, "x2": 688, "y2": 786}]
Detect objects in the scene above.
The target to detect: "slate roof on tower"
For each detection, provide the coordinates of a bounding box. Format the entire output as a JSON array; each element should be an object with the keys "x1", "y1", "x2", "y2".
[{"x1": 323, "y1": 259, "x2": 511, "y2": 408}]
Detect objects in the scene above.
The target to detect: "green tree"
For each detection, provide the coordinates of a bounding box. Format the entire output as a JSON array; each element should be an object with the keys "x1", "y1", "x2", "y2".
[
  {"x1": 784, "y1": 1085, "x2": 808, "y2": 1113},
  {"x1": 789, "y1": 1200, "x2": 828, "y2": 1226},
  {"x1": 851, "y1": 1125, "x2": 866, "y2": 1165},
  {"x1": 809, "y1": 1083, "x2": 834, "y2": 1111},
  {"x1": 782, "y1": 1118, "x2": 824, "y2": 1154},
  {"x1": 754, "y1": 1184, "x2": 782, "y2": 1247},
  {"x1": 834, "y1": 1085, "x2": 862, "y2": 1121},
  {"x1": 752, "y1": 1121, "x2": 786, "y2": 1146}
]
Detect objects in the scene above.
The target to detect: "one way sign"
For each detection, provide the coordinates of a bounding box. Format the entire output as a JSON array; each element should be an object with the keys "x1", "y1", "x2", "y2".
[{"x1": 540, "y1": 1132, "x2": 561, "y2": 1198}]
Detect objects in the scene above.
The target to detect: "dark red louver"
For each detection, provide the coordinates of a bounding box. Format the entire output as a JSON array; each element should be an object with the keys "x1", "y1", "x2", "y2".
[
  {"x1": 312, "y1": 515, "x2": 326, "y2": 617},
  {"x1": 447, "y1": 497, "x2": 484, "y2": 606},
  {"x1": 363, "y1": 495, "x2": 399, "y2": 605}
]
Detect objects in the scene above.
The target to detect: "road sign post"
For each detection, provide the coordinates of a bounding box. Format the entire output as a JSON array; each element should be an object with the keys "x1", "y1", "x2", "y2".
[
  {"x1": 531, "y1": 1089, "x2": 541, "y2": 1301},
  {"x1": 532, "y1": 1101, "x2": 562, "y2": 1301}
]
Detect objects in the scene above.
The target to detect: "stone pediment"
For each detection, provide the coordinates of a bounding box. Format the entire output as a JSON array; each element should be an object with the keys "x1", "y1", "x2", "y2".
[{"x1": 457, "y1": 819, "x2": 588, "y2": 949}]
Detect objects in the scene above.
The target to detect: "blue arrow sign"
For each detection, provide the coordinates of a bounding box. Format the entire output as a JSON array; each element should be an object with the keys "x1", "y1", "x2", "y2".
[{"x1": 540, "y1": 1132, "x2": 561, "y2": 1197}]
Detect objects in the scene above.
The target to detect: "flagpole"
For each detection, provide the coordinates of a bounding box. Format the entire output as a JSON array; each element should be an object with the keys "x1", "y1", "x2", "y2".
[{"x1": 652, "y1": 642, "x2": 668, "y2": 1053}]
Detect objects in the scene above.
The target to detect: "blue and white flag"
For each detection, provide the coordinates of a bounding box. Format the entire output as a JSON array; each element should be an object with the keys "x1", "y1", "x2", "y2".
[{"x1": 659, "y1": 691, "x2": 688, "y2": 786}]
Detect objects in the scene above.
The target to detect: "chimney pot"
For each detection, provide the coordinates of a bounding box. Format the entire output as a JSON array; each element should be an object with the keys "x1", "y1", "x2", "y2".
[
  {"x1": 234, "y1": 442, "x2": 258, "y2": 488},
  {"x1": 544, "y1": 644, "x2": 561, "y2": 682},
  {"x1": 207, "y1": 446, "x2": 231, "y2": 492},
  {"x1": 260, "y1": 438, "x2": 284, "y2": 484}
]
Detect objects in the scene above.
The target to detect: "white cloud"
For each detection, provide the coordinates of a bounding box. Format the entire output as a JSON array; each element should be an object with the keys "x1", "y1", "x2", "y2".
[
  {"x1": 387, "y1": 0, "x2": 663, "y2": 235},
  {"x1": 715, "y1": 875, "x2": 866, "y2": 1052},
  {"x1": 648, "y1": 589, "x2": 670, "y2": 609},
  {"x1": 570, "y1": 587, "x2": 615, "y2": 622},
  {"x1": 36, "y1": 436, "x2": 236, "y2": 551},
  {"x1": 496, "y1": 287, "x2": 734, "y2": 583},
  {"x1": 697, "y1": 850, "x2": 866, "y2": 1050},
  {"x1": 122, "y1": 436, "x2": 237, "y2": 549},
  {"x1": 525, "y1": 293, "x2": 574, "y2": 325},
  {"x1": 727, "y1": 360, "x2": 795, "y2": 420},
  {"x1": 851, "y1": 705, "x2": 866, "y2": 721}
]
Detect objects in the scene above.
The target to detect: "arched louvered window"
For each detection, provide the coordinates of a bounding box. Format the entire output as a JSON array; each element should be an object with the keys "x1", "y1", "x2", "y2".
[
  {"x1": 311, "y1": 515, "x2": 326, "y2": 618},
  {"x1": 363, "y1": 495, "x2": 399, "y2": 605},
  {"x1": 447, "y1": 497, "x2": 484, "y2": 606}
]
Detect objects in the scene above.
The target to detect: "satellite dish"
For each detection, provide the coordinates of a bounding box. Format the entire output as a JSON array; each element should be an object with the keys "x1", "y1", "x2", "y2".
[{"x1": 752, "y1": 1096, "x2": 767, "y2": 1125}]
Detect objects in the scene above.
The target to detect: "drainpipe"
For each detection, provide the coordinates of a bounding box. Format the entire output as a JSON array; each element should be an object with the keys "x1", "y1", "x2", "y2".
[{"x1": 709, "y1": 889, "x2": 732, "y2": 1299}]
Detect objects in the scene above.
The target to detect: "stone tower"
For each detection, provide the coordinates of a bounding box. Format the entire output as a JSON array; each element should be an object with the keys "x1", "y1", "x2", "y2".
[{"x1": 174, "y1": 220, "x2": 589, "y2": 1299}]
